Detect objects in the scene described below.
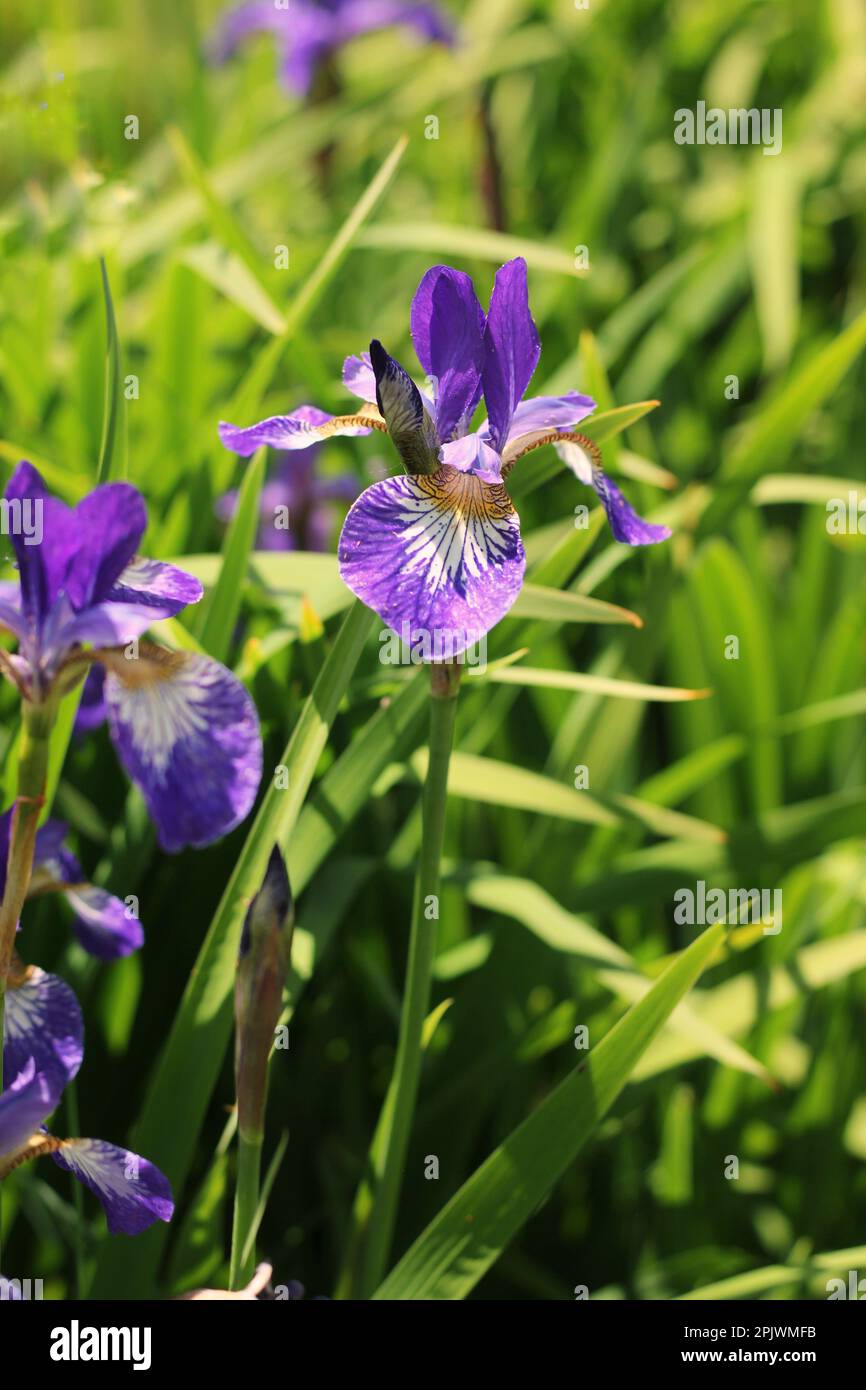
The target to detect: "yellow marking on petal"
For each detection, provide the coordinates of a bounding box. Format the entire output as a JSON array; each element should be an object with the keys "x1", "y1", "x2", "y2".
[
  {"x1": 95, "y1": 641, "x2": 187, "y2": 690},
  {"x1": 502, "y1": 429, "x2": 603, "y2": 474},
  {"x1": 325, "y1": 408, "x2": 387, "y2": 434},
  {"x1": 0, "y1": 1134, "x2": 66, "y2": 1180}
]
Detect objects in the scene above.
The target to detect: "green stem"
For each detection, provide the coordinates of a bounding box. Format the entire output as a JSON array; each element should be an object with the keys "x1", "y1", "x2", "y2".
[
  {"x1": 342, "y1": 663, "x2": 460, "y2": 1299},
  {"x1": 229, "y1": 1131, "x2": 263, "y2": 1290}
]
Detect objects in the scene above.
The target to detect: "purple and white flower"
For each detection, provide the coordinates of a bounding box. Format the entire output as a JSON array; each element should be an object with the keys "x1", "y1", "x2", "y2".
[
  {"x1": 212, "y1": 0, "x2": 454, "y2": 97},
  {"x1": 219, "y1": 259, "x2": 671, "y2": 659},
  {"x1": 0, "y1": 1058, "x2": 173, "y2": 1236},
  {"x1": 3, "y1": 962, "x2": 83, "y2": 1091},
  {"x1": 0, "y1": 809, "x2": 143, "y2": 959},
  {"x1": 0, "y1": 464, "x2": 262, "y2": 852}
]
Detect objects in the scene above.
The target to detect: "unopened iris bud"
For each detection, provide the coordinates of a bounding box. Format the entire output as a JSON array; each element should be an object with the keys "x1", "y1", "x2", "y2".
[{"x1": 234, "y1": 847, "x2": 294, "y2": 1141}]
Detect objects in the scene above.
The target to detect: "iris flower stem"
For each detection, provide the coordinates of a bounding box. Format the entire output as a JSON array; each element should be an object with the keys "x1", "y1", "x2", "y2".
[
  {"x1": 352, "y1": 661, "x2": 460, "y2": 1298},
  {"x1": 229, "y1": 1130, "x2": 263, "y2": 1290}
]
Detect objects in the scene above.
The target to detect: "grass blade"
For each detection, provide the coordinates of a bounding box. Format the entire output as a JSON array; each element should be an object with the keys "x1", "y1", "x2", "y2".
[{"x1": 372, "y1": 921, "x2": 726, "y2": 1300}]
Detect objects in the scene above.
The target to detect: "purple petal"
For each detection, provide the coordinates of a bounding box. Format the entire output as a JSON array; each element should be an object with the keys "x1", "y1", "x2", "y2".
[
  {"x1": 73, "y1": 666, "x2": 108, "y2": 735},
  {"x1": 369, "y1": 339, "x2": 441, "y2": 473},
  {"x1": 557, "y1": 444, "x2": 671, "y2": 546},
  {"x1": 481, "y1": 259, "x2": 541, "y2": 452},
  {"x1": 410, "y1": 266, "x2": 486, "y2": 441},
  {"x1": 4, "y1": 463, "x2": 77, "y2": 624},
  {"x1": 210, "y1": 1, "x2": 292, "y2": 63},
  {"x1": 440, "y1": 433, "x2": 503, "y2": 484},
  {"x1": 68, "y1": 887, "x2": 144, "y2": 959},
  {"x1": 342, "y1": 352, "x2": 377, "y2": 403},
  {"x1": 502, "y1": 391, "x2": 596, "y2": 447},
  {"x1": 210, "y1": 1, "x2": 334, "y2": 96},
  {"x1": 279, "y1": 7, "x2": 338, "y2": 93},
  {"x1": 103, "y1": 648, "x2": 262, "y2": 853},
  {"x1": 53, "y1": 601, "x2": 187, "y2": 653},
  {"x1": 338, "y1": 466, "x2": 525, "y2": 659},
  {"x1": 4, "y1": 967, "x2": 84, "y2": 1089},
  {"x1": 105, "y1": 556, "x2": 203, "y2": 618},
  {"x1": 65, "y1": 484, "x2": 147, "y2": 610},
  {"x1": 0, "y1": 581, "x2": 24, "y2": 641},
  {"x1": 52, "y1": 1139, "x2": 174, "y2": 1235},
  {"x1": 592, "y1": 473, "x2": 672, "y2": 545},
  {"x1": 31, "y1": 819, "x2": 143, "y2": 958},
  {"x1": 0, "y1": 1059, "x2": 63, "y2": 1158},
  {"x1": 219, "y1": 405, "x2": 371, "y2": 456}
]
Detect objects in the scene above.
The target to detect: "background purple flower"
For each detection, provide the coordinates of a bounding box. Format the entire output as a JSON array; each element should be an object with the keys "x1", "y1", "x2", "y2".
[
  {"x1": 216, "y1": 447, "x2": 361, "y2": 552},
  {"x1": 212, "y1": 0, "x2": 454, "y2": 97}
]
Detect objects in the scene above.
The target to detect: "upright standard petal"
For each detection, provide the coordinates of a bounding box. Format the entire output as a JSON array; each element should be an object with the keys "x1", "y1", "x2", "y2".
[
  {"x1": 3, "y1": 463, "x2": 77, "y2": 625},
  {"x1": 52, "y1": 1139, "x2": 174, "y2": 1235},
  {"x1": 369, "y1": 340, "x2": 441, "y2": 474},
  {"x1": 440, "y1": 433, "x2": 503, "y2": 484},
  {"x1": 101, "y1": 646, "x2": 263, "y2": 852},
  {"x1": 65, "y1": 483, "x2": 146, "y2": 610},
  {"x1": 0, "y1": 1060, "x2": 62, "y2": 1159},
  {"x1": 219, "y1": 404, "x2": 373, "y2": 456},
  {"x1": 342, "y1": 352, "x2": 377, "y2": 403},
  {"x1": 4, "y1": 966, "x2": 84, "y2": 1089},
  {"x1": 338, "y1": 466, "x2": 525, "y2": 659},
  {"x1": 410, "y1": 266, "x2": 486, "y2": 441},
  {"x1": 556, "y1": 442, "x2": 671, "y2": 546},
  {"x1": 481, "y1": 258, "x2": 541, "y2": 452}
]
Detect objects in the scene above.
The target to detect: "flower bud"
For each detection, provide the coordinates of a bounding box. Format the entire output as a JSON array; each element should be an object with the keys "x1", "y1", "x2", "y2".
[{"x1": 234, "y1": 848, "x2": 294, "y2": 1141}]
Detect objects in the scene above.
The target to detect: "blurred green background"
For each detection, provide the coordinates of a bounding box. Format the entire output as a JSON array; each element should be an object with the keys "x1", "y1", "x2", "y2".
[{"x1": 1, "y1": 0, "x2": 865, "y2": 1299}]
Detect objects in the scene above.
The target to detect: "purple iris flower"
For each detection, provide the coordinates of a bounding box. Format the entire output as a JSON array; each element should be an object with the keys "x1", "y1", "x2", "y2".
[
  {"x1": 219, "y1": 259, "x2": 671, "y2": 659},
  {"x1": 212, "y1": 0, "x2": 454, "y2": 98},
  {"x1": 0, "y1": 1057, "x2": 173, "y2": 1236},
  {"x1": 3, "y1": 958, "x2": 170, "y2": 1236},
  {"x1": 216, "y1": 448, "x2": 361, "y2": 552},
  {"x1": 0, "y1": 463, "x2": 262, "y2": 853},
  {"x1": 0, "y1": 809, "x2": 143, "y2": 959}
]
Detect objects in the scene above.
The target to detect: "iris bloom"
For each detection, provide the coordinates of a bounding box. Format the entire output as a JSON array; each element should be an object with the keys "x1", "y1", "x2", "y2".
[
  {"x1": 219, "y1": 259, "x2": 671, "y2": 659},
  {"x1": 0, "y1": 809, "x2": 142, "y2": 958},
  {"x1": 0, "y1": 463, "x2": 262, "y2": 852},
  {"x1": 2, "y1": 958, "x2": 171, "y2": 1236},
  {"x1": 0, "y1": 1056, "x2": 172, "y2": 1237},
  {"x1": 212, "y1": 0, "x2": 454, "y2": 97}
]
